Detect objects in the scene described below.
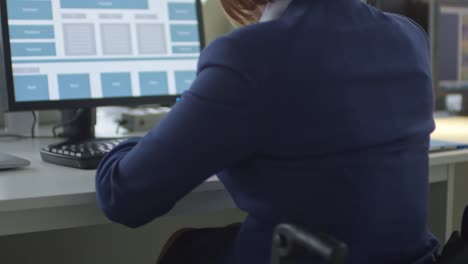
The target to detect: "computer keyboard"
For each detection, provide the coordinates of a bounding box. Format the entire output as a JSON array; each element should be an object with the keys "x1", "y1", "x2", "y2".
[{"x1": 40, "y1": 138, "x2": 129, "y2": 169}]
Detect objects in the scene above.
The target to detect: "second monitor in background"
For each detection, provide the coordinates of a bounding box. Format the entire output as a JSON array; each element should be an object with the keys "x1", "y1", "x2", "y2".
[
  {"x1": 435, "y1": 0, "x2": 468, "y2": 114},
  {"x1": 374, "y1": 0, "x2": 430, "y2": 33},
  {"x1": 377, "y1": 0, "x2": 468, "y2": 113}
]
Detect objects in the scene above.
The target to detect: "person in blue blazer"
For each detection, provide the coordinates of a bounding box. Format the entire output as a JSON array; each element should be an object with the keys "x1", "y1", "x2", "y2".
[{"x1": 96, "y1": 0, "x2": 438, "y2": 263}]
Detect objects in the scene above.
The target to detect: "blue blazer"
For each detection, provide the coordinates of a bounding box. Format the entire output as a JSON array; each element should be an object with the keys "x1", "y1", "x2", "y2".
[{"x1": 96, "y1": 0, "x2": 438, "y2": 263}]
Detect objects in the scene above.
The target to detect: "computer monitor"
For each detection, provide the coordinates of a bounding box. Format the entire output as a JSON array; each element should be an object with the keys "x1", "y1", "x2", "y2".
[{"x1": 0, "y1": 0, "x2": 204, "y2": 140}]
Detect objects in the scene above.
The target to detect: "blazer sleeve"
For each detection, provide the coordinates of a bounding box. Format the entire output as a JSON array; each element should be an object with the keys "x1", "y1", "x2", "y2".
[{"x1": 95, "y1": 40, "x2": 262, "y2": 228}]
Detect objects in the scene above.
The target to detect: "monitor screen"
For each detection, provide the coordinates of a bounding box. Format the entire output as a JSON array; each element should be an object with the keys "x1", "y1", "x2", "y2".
[
  {"x1": 437, "y1": 1, "x2": 468, "y2": 91},
  {"x1": 0, "y1": 0, "x2": 203, "y2": 110}
]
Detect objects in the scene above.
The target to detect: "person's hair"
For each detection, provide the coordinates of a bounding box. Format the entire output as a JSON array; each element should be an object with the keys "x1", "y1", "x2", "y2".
[{"x1": 220, "y1": 0, "x2": 270, "y2": 25}]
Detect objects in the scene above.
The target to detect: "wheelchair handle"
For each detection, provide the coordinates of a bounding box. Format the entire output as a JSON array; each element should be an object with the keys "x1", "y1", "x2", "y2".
[{"x1": 272, "y1": 224, "x2": 348, "y2": 264}]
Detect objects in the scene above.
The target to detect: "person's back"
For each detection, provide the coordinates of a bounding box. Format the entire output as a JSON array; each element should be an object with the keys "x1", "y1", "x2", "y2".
[
  {"x1": 205, "y1": 0, "x2": 438, "y2": 263},
  {"x1": 96, "y1": 0, "x2": 438, "y2": 263}
]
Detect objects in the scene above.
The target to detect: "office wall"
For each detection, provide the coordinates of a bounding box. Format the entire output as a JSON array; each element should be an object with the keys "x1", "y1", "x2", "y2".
[
  {"x1": 201, "y1": 0, "x2": 233, "y2": 44},
  {"x1": 0, "y1": 110, "x2": 61, "y2": 128}
]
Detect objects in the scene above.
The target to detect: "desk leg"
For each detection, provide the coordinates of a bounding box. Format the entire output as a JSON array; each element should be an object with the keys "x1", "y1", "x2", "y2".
[{"x1": 445, "y1": 164, "x2": 455, "y2": 241}]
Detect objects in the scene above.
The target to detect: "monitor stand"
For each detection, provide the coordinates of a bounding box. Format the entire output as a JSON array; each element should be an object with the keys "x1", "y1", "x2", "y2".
[{"x1": 55, "y1": 108, "x2": 97, "y2": 144}]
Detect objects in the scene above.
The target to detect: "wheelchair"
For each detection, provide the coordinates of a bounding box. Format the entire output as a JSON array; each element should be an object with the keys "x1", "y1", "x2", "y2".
[{"x1": 272, "y1": 206, "x2": 468, "y2": 264}]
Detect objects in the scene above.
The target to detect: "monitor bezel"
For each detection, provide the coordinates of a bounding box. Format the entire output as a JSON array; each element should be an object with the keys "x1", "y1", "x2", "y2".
[{"x1": 0, "y1": 0, "x2": 205, "y2": 111}]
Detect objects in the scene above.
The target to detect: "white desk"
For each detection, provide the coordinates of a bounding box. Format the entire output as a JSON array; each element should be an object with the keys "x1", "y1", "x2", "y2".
[
  {"x1": 0, "y1": 115, "x2": 467, "y2": 242},
  {"x1": 0, "y1": 138, "x2": 235, "y2": 236},
  {"x1": 0, "y1": 138, "x2": 463, "y2": 240},
  {"x1": 429, "y1": 149, "x2": 468, "y2": 240},
  {"x1": 429, "y1": 116, "x2": 468, "y2": 241}
]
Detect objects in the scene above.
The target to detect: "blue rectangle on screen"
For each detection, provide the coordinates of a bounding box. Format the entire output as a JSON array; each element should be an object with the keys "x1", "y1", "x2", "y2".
[
  {"x1": 172, "y1": 45, "x2": 199, "y2": 54},
  {"x1": 170, "y1": 25, "x2": 199, "y2": 42},
  {"x1": 7, "y1": 1, "x2": 53, "y2": 20},
  {"x1": 11, "y1": 42, "x2": 56, "y2": 57},
  {"x1": 101, "y1": 73, "x2": 132, "y2": 98},
  {"x1": 14, "y1": 75, "x2": 50, "y2": 102},
  {"x1": 60, "y1": 0, "x2": 148, "y2": 9},
  {"x1": 58, "y1": 74, "x2": 91, "y2": 100},
  {"x1": 139, "y1": 72, "x2": 168, "y2": 96},
  {"x1": 168, "y1": 3, "x2": 197, "y2": 21},
  {"x1": 174, "y1": 71, "x2": 196, "y2": 93},
  {"x1": 10, "y1": 25, "x2": 55, "y2": 39}
]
